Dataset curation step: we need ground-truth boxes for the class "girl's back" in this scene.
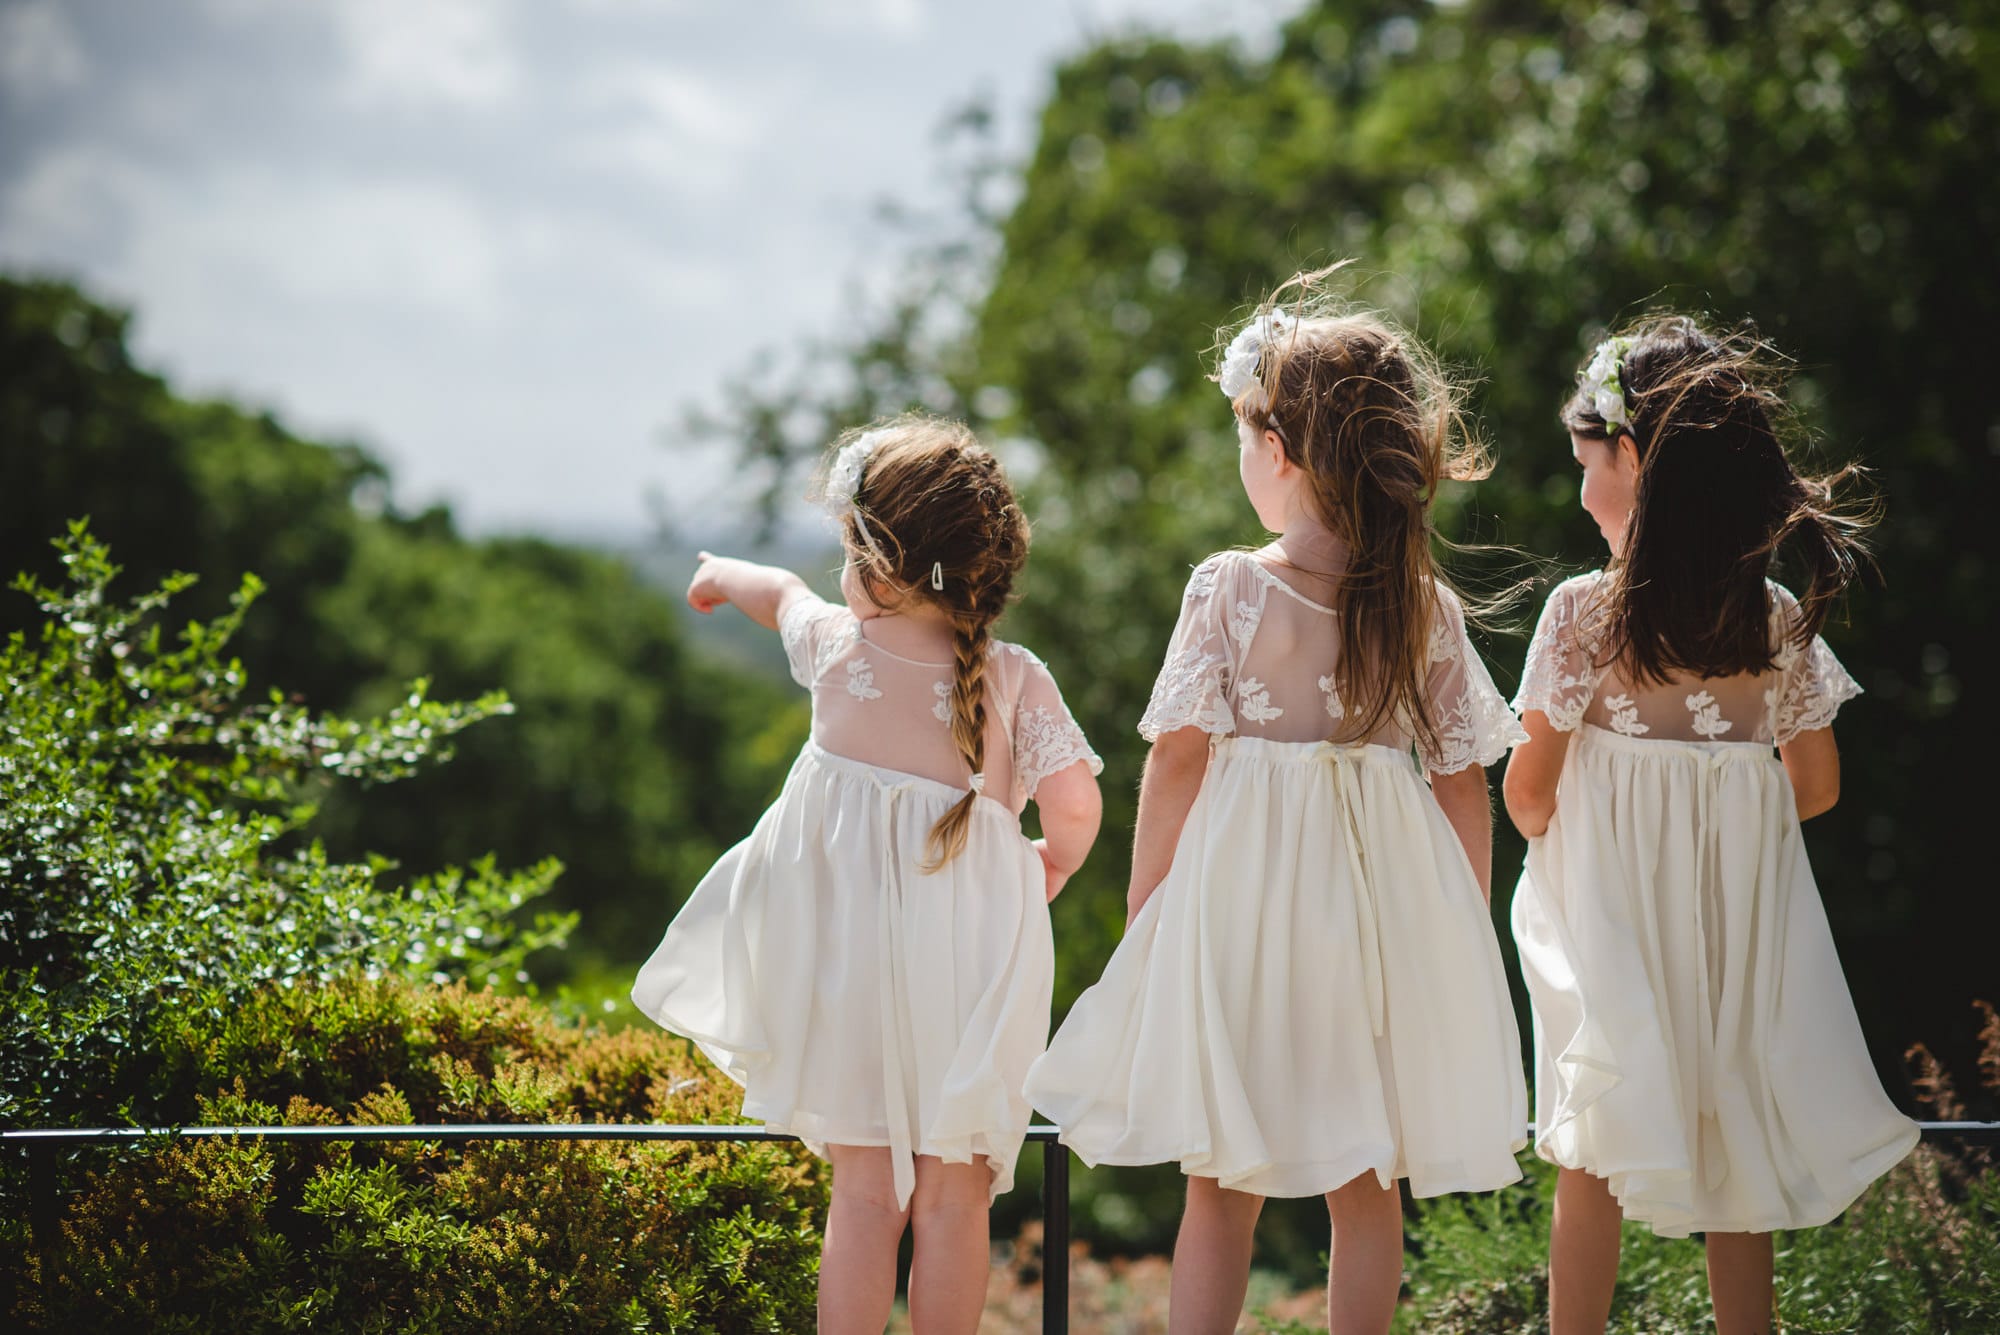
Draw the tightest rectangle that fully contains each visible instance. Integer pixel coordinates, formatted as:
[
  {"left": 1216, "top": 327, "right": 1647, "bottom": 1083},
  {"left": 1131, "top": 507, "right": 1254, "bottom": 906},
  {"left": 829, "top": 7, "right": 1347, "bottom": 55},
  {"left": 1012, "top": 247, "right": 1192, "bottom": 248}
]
[
  {"left": 1520, "top": 572, "right": 1855, "bottom": 747},
  {"left": 782, "top": 596, "right": 1094, "bottom": 814},
  {"left": 1144, "top": 545, "right": 1517, "bottom": 774}
]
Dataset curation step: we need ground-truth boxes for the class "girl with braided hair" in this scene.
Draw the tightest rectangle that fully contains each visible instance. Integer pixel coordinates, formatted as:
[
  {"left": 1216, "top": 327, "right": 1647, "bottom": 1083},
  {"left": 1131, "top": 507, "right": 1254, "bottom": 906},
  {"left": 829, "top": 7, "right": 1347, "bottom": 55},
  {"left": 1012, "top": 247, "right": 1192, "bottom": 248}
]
[
  {"left": 632, "top": 415, "right": 1103, "bottom": 1334},
  {"left": 1505, "top": 317, "right": 1916, "bottom": 1335},
  {"left": 1026, "top": 269, "right": 1529, "bottom": 1334}
]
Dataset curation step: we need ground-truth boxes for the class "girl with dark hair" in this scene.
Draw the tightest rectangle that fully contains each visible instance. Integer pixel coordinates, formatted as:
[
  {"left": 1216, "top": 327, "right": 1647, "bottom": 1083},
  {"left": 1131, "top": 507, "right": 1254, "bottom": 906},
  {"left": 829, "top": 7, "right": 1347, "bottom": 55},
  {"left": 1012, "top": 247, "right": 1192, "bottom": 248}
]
[
  {"left": 633, "top": 416, "right": 1104, "bottom": 1334},
  {"left": 1504, "top": 317, "right": 1918, "bottom": 1335},
  {"left": 1027, "top": 269, "right": 1529, "bottom": 1335}
]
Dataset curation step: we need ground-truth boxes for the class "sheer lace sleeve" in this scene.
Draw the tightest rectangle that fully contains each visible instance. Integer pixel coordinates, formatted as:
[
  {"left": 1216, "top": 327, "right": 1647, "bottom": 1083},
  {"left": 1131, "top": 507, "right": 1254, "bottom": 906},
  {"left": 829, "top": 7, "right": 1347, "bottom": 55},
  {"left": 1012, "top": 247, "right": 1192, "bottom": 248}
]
[
  {"left": 778, "top": 596, "right": 854, "bottom": 688},
  {"left": 1010, "top": 654, "right": 1105, "bottom": 800},
  {"left": 1769, "top": 587, "right": 1863, "bottom": 744},
  {"left": 1419, "top": 585, "right": 1528, "bottom": 774},
  {"left": 1513, "top": 575, "right": 1606, "bottom": 731},
  {"left": 1138, "top": 554, "right": 1237, "bottom": 741}
]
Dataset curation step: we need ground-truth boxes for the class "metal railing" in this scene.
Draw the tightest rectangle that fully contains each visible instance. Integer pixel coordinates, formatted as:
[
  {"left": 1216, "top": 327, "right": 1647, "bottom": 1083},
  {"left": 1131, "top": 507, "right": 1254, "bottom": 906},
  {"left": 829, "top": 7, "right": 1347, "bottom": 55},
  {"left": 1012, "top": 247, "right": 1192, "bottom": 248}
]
[{"left": 6, "top": 1119, "right": 1996, "bottom": 1333}]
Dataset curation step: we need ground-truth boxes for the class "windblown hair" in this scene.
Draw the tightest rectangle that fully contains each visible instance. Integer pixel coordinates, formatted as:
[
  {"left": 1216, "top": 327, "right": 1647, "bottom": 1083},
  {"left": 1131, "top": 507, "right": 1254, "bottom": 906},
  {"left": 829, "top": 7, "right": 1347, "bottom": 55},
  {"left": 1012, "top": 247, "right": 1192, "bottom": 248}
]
[
  {"left": 819, "top": 414, "right": 1029, "bottom": 870},
  {"left": 1224, "top": 265, "right": 1491, "bottom": 758},
  {"left": 1561, "top": 314, "right": 1876, "bottom": 685}
]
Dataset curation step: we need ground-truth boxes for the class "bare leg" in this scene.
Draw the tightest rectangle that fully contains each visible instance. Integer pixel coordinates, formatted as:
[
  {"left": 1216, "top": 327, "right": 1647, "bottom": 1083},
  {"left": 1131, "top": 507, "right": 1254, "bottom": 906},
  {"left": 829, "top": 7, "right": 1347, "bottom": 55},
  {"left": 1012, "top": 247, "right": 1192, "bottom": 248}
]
[
  {"left": 1705, "top": 1231, "right": 1774, "bottom": 1335},
  {"left": 1550, "top": 1167, "right": 1622, "bottom": 1335},
  {"left": 1324, "top": 1171, "right": 1403, "bottom": 1335},
  {"left": 906, "top": 1154, "right": 991, "bottom": 1335},
  {"left": 820, "top": 1145, "right": 908, "bottom": 1335},
  {"left": 1166, "top": 1175, "right": 1265, "bottom": 1334}
]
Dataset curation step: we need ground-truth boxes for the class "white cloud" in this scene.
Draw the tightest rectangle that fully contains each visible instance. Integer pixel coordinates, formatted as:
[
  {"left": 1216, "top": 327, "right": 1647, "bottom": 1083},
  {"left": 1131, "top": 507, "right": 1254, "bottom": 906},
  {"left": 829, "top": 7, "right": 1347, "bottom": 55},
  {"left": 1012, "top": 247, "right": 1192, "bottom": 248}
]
[
  {"left": 0, "top": 2, "right": 88, "bottom": 101},
  {"left": 797, "top": 0, "right": 926, "bottom": 38},
  {"left": 328, "top": 0, "right": 520, "bottom": 110},
  {"left": 572, "top": 63, "right": 770, "bottom": 195}
]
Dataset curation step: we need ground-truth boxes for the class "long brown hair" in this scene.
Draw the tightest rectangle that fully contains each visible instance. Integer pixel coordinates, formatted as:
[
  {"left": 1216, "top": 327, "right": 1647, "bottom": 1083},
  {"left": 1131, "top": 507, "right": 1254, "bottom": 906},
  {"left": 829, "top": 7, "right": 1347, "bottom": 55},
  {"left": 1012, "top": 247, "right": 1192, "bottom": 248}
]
[
  {"left": 1224, "top": 266, "right": 1491, "bottom": 757},
  {"left": 1562, "top": 315, "right": 1876, "bottom": 683},
  {"left": 820, "top": 414, "right": 1029, "bottom": 870}
]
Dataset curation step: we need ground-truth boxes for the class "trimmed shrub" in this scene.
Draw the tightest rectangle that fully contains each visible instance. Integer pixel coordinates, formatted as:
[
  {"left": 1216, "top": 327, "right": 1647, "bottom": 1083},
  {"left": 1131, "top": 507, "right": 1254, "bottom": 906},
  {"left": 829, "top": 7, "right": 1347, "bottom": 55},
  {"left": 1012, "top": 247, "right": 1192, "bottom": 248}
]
[{"left": 5, "top": 973, "right": 827, "bottom": 1333}]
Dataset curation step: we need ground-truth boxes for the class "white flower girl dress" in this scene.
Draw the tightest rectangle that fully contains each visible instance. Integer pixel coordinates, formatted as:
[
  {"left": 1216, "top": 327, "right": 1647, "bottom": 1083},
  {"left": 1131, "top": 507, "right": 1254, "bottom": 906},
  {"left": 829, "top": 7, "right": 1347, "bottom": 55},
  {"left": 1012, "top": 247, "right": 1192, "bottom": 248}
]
[
  {"left": 1511, "top": 572, "right": 1917, "bottom": 1235},
  {"left": 1026, "top": 550, "right": 1529, "bottom": 1198},
  {"left": 633, "top": 595, "right": 1101, "bottom": 1207}
]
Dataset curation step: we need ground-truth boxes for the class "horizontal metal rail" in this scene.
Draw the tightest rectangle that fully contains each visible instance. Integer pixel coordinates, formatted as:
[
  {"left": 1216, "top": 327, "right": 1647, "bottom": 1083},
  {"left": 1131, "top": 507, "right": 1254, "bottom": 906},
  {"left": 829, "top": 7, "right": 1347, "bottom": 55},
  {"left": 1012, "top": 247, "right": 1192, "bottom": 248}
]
[{"left": 6, "top": 1119, "right": 1994, "bottom": 1333}]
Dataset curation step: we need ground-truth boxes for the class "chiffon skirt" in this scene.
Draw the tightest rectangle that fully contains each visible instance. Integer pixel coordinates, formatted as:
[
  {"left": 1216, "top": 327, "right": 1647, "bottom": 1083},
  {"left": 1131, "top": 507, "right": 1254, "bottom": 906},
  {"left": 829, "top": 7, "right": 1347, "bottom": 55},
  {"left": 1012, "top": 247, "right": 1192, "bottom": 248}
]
[
  {"left": 1512, "top": 725, "right": 1918, "bottom": 1236},
  {"left": 1025, "top": 736, "right": 1528, "bottom": 1199},
  {"left": 632, "top": 742, "right": 1054, "bottom": 1208}
]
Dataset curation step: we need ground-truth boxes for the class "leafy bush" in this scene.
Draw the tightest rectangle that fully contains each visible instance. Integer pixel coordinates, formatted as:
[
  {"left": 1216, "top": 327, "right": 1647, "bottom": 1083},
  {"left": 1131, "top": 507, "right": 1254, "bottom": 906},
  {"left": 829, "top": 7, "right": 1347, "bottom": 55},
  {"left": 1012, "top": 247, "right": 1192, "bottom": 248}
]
[
  {"left": 3, "top": 974, "right": 827, "bottom": 1334},
  {"left": 0, "top": 525, "right": 570, "bottom": 1126}
]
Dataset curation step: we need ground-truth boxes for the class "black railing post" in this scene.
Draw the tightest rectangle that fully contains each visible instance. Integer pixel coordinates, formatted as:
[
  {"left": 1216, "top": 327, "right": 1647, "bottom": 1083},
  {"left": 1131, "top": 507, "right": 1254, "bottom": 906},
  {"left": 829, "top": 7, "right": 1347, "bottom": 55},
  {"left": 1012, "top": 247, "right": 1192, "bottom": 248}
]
[
  {"left": 1041, "top": 1139, "right": 1069, "bottom": 1335},
  {"left": 26, "top": 1140, "right": 60, "bottom": 1302}
]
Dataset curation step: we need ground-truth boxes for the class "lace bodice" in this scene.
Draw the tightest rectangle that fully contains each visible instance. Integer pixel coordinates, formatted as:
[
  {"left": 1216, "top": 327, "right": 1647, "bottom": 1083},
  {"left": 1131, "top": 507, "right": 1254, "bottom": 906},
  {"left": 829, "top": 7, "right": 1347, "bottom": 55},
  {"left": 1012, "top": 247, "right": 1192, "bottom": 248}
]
[
  {"left": 1512, "top": 571, "right": 1861, "bottom": 745},
  {"left": 1137, "top": 549, "right": 1524, "bottom": 774},
  {"left": 780, "top": 597, "right": 1103, "bottom": 811}
]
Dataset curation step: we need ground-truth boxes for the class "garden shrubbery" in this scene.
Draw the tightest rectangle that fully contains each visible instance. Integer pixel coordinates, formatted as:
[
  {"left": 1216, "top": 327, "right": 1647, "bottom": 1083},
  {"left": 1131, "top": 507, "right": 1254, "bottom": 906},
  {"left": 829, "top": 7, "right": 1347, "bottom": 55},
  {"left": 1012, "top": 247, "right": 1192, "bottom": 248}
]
[
  {"left": 8, "top": 974, "right": 826, "bottom": 1333},
  {"left": 0, "top": 532, "right": 826, "bottom": 1332}
]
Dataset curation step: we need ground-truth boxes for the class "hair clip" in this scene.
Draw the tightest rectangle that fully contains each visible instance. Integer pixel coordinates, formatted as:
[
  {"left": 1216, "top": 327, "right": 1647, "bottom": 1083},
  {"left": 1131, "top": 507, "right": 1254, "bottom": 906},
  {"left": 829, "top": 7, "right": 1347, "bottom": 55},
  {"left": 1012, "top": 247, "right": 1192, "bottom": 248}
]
[{"left": 930, "top": 561, "right": 944, "bottom": 591}]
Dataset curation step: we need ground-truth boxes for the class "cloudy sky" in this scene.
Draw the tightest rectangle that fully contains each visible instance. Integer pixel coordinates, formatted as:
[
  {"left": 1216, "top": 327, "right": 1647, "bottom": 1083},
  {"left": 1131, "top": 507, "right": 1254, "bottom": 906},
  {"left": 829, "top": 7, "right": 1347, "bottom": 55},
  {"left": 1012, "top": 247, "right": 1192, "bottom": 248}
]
[{"left": 0, "top": 0, "right": 1289, "bottom": 542}]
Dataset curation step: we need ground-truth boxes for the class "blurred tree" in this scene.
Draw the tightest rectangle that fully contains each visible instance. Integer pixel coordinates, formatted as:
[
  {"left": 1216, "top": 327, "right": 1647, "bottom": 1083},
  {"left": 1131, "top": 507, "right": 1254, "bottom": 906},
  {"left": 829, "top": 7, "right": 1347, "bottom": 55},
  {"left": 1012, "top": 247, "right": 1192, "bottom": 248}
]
[{"left": 0, "top": 277, "right": 802, "bottom": 985}]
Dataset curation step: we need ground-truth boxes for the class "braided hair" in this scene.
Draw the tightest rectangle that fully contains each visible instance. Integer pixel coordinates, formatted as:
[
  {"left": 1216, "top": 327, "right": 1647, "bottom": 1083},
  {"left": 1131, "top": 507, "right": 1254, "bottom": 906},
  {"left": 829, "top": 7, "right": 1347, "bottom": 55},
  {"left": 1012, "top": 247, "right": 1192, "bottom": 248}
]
[{"left": 827, "top": 415, "right": 1029, "bottom": 870}]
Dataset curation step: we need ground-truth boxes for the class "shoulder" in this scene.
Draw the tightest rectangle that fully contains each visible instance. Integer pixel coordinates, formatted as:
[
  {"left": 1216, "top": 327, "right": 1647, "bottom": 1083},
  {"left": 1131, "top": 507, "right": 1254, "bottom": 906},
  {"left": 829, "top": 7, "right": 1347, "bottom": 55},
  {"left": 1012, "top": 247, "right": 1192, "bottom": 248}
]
[
  {"left": 780, "top": 594, "right": 853, "bottom": 640},
  {"left": 1552, "top": 570, "right": 1608, "bottom": 603},
  {"left": 1763, "top": 577, "right": 1803, "bottom": 616},
  {"left": 1541, "top": 570, "right": 1609, "bottom": 627},
  {"left": 1762, "top": 578, "right": 1807, "bottom": 665},
  {"left": 989, "top": 638, "right": 1061, "bottom": 692},
  {"left": 989, "top": 638, "right": 1046, "bottom": 672},
  {"left": 1184, "top": 549, "right": 1260, "bottom": 598}
]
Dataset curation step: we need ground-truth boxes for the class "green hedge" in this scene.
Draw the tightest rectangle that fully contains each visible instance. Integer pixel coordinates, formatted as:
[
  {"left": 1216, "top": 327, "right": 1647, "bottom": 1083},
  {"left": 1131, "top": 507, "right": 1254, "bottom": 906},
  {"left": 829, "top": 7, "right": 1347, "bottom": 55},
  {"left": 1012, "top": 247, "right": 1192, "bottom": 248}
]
[{"left": 5, "top": 974, "right": 827, "bottom": 1334}]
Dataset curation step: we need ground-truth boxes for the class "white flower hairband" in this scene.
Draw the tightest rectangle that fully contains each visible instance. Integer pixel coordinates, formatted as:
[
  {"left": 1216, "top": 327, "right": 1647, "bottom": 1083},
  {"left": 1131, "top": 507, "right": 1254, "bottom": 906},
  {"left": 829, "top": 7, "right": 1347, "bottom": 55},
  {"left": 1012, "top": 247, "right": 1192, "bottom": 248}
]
[
  {"left": 1580, "top": 335, "right": 1636, "bottom": 435},
  {"left": 1217, "top": 309, "right": 1298, "bottom": 408},
  {"left": 824, "top": 428, "right": 892, "bottom": 564},
  {"left": 824, "top": 427, "right": 948, "bottom": 591}
]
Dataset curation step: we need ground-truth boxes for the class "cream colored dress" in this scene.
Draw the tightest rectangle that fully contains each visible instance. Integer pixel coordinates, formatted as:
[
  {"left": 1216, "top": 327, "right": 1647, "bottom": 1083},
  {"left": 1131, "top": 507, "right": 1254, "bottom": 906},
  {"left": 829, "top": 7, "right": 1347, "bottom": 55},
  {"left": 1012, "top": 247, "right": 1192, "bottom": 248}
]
[
  {"left": 1511, "top": 572, "right": 1918, "bottom": 1236},
  {"left": 632, "top": 596, "right": 1102, "bottom": 1208},
  {"left": 1025, "top": 550, "right": 1529, "bottom": 1198}
]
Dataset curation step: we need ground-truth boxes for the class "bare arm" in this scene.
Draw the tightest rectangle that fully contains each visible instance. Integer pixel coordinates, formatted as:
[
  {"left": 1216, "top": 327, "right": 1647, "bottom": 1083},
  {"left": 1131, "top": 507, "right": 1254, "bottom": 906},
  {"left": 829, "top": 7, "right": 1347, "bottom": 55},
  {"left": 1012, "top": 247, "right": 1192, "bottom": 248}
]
[
  {"left": 1779, "top": 725, "right": 1840, "bottom": 821},
  {"left": 1127, "top": 726, "right": 1212, "bottom": 924},
  {"left": 1430, "top": 763, "right": 1496, "bottom": 904},
  {"left": 1031, "top": 761, "right": 1103, "bottom": 903},
  {"left": 685, "top": 551, "right": 815, "bottom": 630},
  {"left": 1502, "top": 709, "right": 1567, "bottom": 839}
]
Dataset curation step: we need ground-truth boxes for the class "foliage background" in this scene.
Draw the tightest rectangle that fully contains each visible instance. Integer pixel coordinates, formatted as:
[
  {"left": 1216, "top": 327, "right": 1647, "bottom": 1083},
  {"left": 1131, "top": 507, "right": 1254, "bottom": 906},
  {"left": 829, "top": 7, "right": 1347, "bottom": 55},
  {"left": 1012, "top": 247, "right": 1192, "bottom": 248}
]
[{"left": 5, "top": 0, "right": 1995, "bottom": 1296}]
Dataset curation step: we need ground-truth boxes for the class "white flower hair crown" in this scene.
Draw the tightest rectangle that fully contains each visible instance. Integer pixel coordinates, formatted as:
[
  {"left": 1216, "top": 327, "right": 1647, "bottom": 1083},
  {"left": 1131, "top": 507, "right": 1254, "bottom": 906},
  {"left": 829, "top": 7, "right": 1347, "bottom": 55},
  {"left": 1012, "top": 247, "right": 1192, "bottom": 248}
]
[
  {"left": 824, "top": 428, "right": 893, "bottom": 563},
  {"left": 1580, "top": 335, "right": 1637, "bottom": 435},
  {"left": 1217, "top": 308, "right": 1298, "bottom": 407}
]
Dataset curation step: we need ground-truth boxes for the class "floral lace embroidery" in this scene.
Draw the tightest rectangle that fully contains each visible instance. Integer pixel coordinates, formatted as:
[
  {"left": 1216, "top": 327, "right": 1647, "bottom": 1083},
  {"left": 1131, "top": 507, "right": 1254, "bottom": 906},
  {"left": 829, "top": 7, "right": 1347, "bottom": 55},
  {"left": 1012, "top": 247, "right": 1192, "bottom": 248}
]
[
  {"left": 1686, "top": 690, "right": 1732, "bottom": 738},
  {"left": 1014, "top": 704, "right": 1105, "bottom": 798},
  {"left": 1514, "top": 576, "right": 1610, "bottom": 731},
  {"left": 1236, "top": 676, "right": 1283, "bottom": 723},
  {"left": 1185, "top": 559, "right": 1221, "bottom": 602},
  {"left": 1772, "top": 636, "right": 1862, "bottom": 743},
  {"left": 1230, "top": 599, "right": 1262, "bottom": 649},
  {"left": 1603, "top": 693, "right": 1649, "bottom": 736},
  {"left": 1140, "top": 647, "right": 1235, "bottom": 738},
  {"left": 932, "top": 680, "right": 951, "bottom": 723},
  {"left": 845, "top": 658, "right": 883, "bottom": 701},
  {"left": 1428, "top": 612, "right": 1456, "bottom": 664},
  {"left": 1317, "top": 672, "right": 1345, "bottom": 721},
  {"left": 1421, "top": 688, "right": 1526, "bottom": 775}
]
